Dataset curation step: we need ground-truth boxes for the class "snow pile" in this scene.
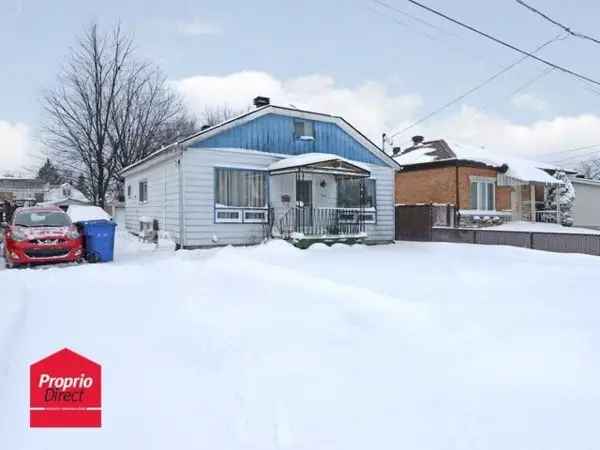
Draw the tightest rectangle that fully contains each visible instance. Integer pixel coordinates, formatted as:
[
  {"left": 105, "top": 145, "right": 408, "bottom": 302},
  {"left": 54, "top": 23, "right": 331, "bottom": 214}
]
[
  {"left": 488, "top": 221, "right": 600, "bottom": 234},
  {"left": 1, "top": 237, "right": 600, "bottom": 449},
  {"left": 67, "top": 205, "right": 112, "bottom": 223}
]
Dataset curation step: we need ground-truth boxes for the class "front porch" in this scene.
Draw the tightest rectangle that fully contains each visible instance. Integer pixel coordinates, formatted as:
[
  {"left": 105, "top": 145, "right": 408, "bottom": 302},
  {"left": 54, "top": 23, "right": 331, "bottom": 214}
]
[
  {"left": 459, "top": 172, "right": 562, "bottom": 227},
  {"left": 269, "top": 154, "right": 375, "bottom": 247}
]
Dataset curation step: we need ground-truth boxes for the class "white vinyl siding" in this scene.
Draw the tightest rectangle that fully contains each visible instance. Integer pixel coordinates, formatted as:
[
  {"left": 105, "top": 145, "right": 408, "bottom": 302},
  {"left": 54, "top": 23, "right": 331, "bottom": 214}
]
[
  {"left": 123, "top": 153, "right": 180, "bottom": 243},
  {"left": 124, "top": 147, "right": 395, "bottom": 248}
]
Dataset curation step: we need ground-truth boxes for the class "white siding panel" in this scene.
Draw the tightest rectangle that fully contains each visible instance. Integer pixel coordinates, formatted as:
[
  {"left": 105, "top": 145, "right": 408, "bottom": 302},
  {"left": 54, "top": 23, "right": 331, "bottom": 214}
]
[
  {"left": 364, "top": 165, "right": 395, "bottom": 242},
  {"left": 123, "top": 155, "right": 180, "bottom": 243},
  {"left": 124, "top": 147, "right": 395, "bottom": 247},
  {"left": 182, "top": 148, "right": 279, "bottom": 247}
]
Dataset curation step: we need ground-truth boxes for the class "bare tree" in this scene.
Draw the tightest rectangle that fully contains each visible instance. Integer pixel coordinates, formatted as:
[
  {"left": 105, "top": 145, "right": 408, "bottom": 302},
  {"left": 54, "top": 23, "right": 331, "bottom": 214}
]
[
  {"left": 109, "top": 66, "right": 196, "bottom": 174},
  {"left": 43, "top": 23, "right": 196, "bottom": 207},
  {"left": 201, "top": 104, "right": 249, "bottom": 128}
]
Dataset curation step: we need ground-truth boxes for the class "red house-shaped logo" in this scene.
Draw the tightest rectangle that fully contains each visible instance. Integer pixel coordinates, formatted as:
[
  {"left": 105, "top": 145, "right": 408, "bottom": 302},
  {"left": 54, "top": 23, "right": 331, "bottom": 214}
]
[{"left": 30, "top": 348, "right": 101, "bottom": 428}]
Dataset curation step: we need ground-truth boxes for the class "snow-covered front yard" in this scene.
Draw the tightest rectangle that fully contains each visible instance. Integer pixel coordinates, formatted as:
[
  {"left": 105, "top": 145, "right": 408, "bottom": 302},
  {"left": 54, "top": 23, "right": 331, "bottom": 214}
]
[{"left": 1, "top": 231, "right": 599, "bottom": 449}]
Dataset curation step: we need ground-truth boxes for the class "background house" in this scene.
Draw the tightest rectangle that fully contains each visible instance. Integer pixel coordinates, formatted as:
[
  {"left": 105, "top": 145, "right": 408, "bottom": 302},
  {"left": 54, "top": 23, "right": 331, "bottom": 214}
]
[
  {"left": 570, "top": 177, "right": 600, "bottom": 229},
  {"left": 393, "top": 136, "right": 571, "bottom": 226},
  {"left": 120, "top": 98, "right": 399, "bottom": 248},
  {"left": 38, "top": 183, "right": 90, "bottom": 210},
  {"left": 0, "top": 177, "right": 48, "bottom": 205}
]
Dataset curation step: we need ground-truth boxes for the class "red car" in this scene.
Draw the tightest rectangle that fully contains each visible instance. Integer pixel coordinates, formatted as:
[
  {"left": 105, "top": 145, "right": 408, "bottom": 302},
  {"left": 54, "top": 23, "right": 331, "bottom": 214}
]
[{"left": 2, "top": 206, "right": 83, "bottom": 268}]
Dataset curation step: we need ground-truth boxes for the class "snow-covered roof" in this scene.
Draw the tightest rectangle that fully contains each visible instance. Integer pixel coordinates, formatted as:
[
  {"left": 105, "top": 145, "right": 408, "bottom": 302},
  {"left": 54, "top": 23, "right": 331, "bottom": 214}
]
[
  {"left": 268, "top": 153, "right": 369, "bottom": 174},
  {"left": 42, "top": 183, "right": 90, "bottom": 205},
  {"left": 121, "top": 105, "right": 399, "bottom": 175},
  {"left": 394, "top": 139, "right": 563, "bottom": 184}
]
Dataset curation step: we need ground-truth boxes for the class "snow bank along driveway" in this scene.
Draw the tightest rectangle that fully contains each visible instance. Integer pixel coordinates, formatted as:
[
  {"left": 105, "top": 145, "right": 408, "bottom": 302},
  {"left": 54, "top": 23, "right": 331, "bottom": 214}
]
[{"left": 1, "top": 233, "right": 599, "bottom": 449}]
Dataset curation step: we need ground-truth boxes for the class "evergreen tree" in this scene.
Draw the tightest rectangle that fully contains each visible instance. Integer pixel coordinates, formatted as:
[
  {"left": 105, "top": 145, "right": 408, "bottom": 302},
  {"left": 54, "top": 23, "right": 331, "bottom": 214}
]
[
  {"left": 36, "top": 158, "right": 64, "bottom": 185},
  {"left": 546, "top": 171, "right": 576, "bottom": 226}
]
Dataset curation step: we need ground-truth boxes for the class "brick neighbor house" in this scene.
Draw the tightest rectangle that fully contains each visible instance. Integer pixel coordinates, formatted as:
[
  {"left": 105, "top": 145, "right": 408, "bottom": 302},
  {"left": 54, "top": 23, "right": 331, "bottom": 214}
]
[{"left": 393, "top": 137, "right": 571, "bottom": 226}]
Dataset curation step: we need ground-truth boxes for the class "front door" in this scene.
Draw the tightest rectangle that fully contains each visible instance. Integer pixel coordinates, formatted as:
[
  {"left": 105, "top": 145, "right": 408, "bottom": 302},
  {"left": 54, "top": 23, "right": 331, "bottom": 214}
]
[{"left": 296, "top": 180, "right": 313, "bottom": 231}]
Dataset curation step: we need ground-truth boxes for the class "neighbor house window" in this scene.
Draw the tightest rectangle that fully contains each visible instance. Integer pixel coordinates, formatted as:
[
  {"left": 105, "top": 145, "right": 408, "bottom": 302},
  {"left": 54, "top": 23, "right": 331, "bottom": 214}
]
[
  {"left": 470, "top": 181, "right": 495, "bottom": 211},
  {"left": 214, "top": 168, "right": 268, "bottom": 223},
  {"left": 127, "top": 185, "right": 131, "bottom": 198},
  {"left": 294, "top": 120, "right": 314, "bottom": 140},
  {"left": 337, "top": 178, "right": 376, "bottom": 209},
  {"left": 139, "top": 180, "right": 148, "bottom": 203}
]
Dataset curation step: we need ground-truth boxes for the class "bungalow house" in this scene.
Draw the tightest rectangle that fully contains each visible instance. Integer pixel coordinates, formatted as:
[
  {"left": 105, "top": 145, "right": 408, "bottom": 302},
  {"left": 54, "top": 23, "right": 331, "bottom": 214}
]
[
  {"left": 570, "top": 176, "right": 600, "bottom": 229},
  {"left": 38, "top": 183, "right": 90, "bottom": 210},
  {"left": 393, "top": 136, "right": 571, "bottom": 226},
  {"left": 120, "top": 98, "right": 399, "bottom": 248}
]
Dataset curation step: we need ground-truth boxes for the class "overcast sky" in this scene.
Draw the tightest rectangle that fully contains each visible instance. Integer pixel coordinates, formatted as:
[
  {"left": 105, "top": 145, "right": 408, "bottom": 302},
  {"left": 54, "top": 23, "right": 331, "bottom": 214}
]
[{"left": 2, "top": 0, "right": 600, "bottom": 173}]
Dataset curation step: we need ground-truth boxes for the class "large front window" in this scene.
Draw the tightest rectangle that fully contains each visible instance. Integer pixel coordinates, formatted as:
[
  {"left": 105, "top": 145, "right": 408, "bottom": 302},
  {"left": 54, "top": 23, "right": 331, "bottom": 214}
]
[
  {"left": 337, "top": 178, "right": 376, "bottom": 223},
  {"left": 337, "top": 178, "right": 376, "bottom": 208},
  {"left": 470, "top": 181, "right": 495, "bottom": 211},
  {"left": 214, "top": 168, "right": 268, "bottom": 223}
]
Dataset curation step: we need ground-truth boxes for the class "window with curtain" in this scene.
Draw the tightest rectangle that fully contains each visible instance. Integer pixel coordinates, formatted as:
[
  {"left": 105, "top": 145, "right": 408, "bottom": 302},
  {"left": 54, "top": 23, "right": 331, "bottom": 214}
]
[
  {"left": 215, "top": 168, "right": 267, "bottom": 208},
  {"left": 469, "top": 181, "right": 495, "bottom": 210},
  {"left": 337, "top": 178, "right": 376, "bottom": 208}
]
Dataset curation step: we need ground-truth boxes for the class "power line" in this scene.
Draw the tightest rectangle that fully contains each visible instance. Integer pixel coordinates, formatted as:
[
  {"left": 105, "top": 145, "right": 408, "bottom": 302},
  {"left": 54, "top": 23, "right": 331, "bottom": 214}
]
[
  {"left": 366, "top": 4, "right": 438, "bottom": 41},
  {"left": 537, "top": 143, "right": 600, "bottom": 157},
  {"left": 371, "top": 0, "right": 455, "bottom": 36},
  {"left": 547, "top": 151, "right": 600, "bottom": 165},
  {"left": 504, "top": 67, "right": 555, "bottom": 99},
  {"left": 515, "top": 0, "right": 600, "bottom": 46},
  {"left": 403, "top": 0, "right": 600, "bottom": 87},
  {"left": 389, "top": 34, "right": 565, "bottom": 138}
]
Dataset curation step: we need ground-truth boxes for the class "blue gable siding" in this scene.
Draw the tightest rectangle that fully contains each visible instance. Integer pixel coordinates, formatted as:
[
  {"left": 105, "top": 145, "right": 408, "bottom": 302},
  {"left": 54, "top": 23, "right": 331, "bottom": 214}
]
[{"left": 189, "top": 113, "right": 387, "bottom": 166}]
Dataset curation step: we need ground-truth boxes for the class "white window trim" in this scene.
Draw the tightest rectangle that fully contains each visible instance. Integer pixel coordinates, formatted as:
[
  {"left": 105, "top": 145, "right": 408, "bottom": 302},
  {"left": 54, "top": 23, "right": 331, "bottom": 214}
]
[
  {"left": 215, "top": 208, "right": 243, "bottom": 223},
  {"left": 243, "top": 209, "right": 269, "bottom": 224},
  {"left": 337, "top": 209, "right": 377, "bottom": 224},
  {"left": 470, "top": 180, "right": 495, "bottom": 211},
  {"left": 138, "top": 179, "right": 148, "bottom": 204},
  {"left": 214, "top": 206, "right": 269, "bottom": 224}
]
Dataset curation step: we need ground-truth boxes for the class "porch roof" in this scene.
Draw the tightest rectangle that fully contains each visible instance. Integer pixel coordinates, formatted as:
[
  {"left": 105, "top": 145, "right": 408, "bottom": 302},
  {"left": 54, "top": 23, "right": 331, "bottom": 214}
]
[{"left": 268, "top": 153, "right": 370, "bottom": 177}]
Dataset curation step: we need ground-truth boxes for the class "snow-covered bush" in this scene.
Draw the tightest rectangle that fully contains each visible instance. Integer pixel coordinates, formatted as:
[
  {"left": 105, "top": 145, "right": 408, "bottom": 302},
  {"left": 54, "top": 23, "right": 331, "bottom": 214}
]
[{"left": 545, "top": 171, "right": 576, "bottom": 226}]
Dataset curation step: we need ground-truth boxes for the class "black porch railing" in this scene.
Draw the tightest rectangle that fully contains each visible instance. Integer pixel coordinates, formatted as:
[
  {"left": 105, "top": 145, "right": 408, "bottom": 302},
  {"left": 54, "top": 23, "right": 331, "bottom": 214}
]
[{"left": 278, "top": 207, "right": 367, "bottom": 239}]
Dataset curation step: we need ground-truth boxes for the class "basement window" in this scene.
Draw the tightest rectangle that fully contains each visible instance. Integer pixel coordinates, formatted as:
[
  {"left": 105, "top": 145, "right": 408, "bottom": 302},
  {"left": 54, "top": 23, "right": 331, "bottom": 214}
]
[{"left": 294, "top": 120, "right": 314, "bottom": 140}]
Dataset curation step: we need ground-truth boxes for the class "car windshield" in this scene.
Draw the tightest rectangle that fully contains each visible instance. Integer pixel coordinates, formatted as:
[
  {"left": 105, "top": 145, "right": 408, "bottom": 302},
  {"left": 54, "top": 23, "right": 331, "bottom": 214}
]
[{"left": 13, "top": 211, "right": 71, "bottom": 228}]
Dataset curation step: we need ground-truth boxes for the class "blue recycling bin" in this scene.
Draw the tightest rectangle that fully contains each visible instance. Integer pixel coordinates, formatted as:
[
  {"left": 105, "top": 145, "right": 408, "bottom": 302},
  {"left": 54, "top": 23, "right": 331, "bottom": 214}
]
[{"left": 78, "top": 220, "right": 117, "bottom": 263}]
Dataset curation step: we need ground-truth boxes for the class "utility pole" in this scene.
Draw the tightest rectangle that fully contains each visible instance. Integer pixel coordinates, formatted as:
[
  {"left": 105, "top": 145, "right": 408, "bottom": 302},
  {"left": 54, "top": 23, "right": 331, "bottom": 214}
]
[{"left": 382, "top": 133, "right": 387, "bottom": 154}]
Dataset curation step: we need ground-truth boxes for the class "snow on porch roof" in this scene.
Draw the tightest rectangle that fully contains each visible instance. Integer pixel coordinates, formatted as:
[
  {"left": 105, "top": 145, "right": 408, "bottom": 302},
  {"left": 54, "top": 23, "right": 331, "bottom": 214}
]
[{"left": 268, "top": 153, "right": 371, "bottom": 176}]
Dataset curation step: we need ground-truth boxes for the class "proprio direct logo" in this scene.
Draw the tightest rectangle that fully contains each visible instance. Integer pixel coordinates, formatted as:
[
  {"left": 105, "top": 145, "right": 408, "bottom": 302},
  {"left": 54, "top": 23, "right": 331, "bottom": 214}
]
[{"left": 30, "top": 348, "right": 102, "bottom": 428}]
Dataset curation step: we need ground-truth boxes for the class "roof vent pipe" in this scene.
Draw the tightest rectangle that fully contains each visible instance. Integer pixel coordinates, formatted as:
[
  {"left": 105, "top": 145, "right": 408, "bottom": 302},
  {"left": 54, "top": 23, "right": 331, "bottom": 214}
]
[
  {"left": 253, "top": 96, "right": 270, "bottom": 108},
  {"left": 392, "top": 146, "right": 401, "bottom": 156},
  {"left": 412, "top": 135, "right": 425, "bottom": 145}
]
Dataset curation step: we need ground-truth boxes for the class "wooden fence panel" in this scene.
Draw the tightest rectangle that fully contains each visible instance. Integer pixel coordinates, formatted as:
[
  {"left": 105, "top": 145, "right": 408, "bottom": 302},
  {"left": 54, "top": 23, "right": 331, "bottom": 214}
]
[
  {"left": 432, "top": 228, "right": 475, "bottom": 244},
  {"left": 475, "top": 231, "right": 532, "bottom": 249},
  {"left": 531, "top": 233, "right": 600, "bottom": 256},
  {"left": 395, "top": 205, "right": 433, "bottom": 241}
]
